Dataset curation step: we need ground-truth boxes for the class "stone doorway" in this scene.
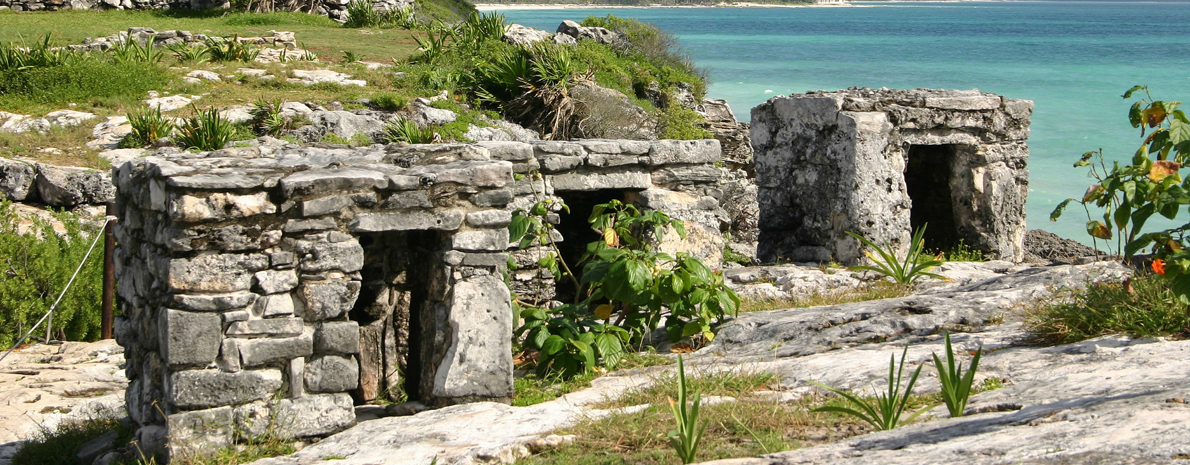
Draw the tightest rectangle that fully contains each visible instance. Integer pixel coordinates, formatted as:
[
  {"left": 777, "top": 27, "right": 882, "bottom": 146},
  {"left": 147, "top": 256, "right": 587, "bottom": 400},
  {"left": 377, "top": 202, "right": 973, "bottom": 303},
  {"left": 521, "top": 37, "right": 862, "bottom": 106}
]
[
  {"left": 351, "top": 230, "right": 443, "bottom": 404},
  {"left": 552, "top": 189, "right": 628, "bottom": 303},
  {"left": 905, "top": 144, "right": 961, "bottom": 253}
]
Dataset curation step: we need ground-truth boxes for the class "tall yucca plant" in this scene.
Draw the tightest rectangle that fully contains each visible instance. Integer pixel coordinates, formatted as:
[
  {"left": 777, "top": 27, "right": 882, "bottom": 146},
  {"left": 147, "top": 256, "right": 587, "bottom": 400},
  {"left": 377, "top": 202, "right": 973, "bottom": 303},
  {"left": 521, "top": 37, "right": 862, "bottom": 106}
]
[
  {"left": 811, "top": 344, "right": 926, "bottom": 431},
  {"left": 176, "top": 106, "right": 234, "bottom": 151},
  {"left": 667, "top": 355, "right": 705, "bottom": 464},
  {"left": 846, "top": 224, "right": 947, "bottom": 285},
  {"left": 932, "top": 331, "right": 982, "bottom": 417}
]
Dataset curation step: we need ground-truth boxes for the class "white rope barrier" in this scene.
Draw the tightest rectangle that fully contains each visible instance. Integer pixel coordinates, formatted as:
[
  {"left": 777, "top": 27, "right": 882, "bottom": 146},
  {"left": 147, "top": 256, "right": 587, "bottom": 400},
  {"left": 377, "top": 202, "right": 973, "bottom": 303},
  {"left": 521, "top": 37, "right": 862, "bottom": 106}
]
[{"left": 0, "top": 218, "right": 111, "bottom": 365}]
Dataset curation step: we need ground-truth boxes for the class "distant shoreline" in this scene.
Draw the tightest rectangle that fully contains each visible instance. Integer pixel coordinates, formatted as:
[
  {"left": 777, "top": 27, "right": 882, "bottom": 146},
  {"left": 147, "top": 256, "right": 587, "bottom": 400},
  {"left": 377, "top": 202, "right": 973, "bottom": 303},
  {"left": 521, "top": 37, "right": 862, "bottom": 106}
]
[{"left": 475, "top": 2, "right": 858, "bottom": 10}]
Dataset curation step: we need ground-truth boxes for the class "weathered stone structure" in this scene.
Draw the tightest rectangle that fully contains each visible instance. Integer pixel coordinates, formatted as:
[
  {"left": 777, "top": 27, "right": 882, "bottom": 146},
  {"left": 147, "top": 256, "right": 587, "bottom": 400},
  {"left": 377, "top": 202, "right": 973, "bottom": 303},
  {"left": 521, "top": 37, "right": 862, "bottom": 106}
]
[
  {"left": 110, "top": 138, "right": 725, "bottom": 460},
  {"left": 0, "top": 0, "right": 410, "bottom": 23},
  {"left": 751, "top": 88, "right": 1031, "bottom": 265}
]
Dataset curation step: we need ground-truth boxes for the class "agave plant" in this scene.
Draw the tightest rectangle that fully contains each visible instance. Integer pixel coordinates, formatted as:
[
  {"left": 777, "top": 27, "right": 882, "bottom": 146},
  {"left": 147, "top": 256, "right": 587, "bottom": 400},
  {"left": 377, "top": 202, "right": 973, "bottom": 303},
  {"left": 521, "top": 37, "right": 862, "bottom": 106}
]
[
  {"left": 120, "top": 107, "right": 176, "bottom": 148},
  {"left": 413, "top": 28, "right": 452, "bottom": 65},
  {"left": 846, "top": 224, "right": 947, "bottom": 285},
  {"left": 110, "top": 38, "right": 164, "bottom": 65},
  {"left": 205, "top": 36, "right": 260, "bottom": 63},
  {"left": 453, "top": 12, "right": 507, "bottom": 50},
  {"left": 381, "top": 117, "right": 434, "bottom": 144},
  {"left": 1, "top": 34, "right": 80, "bottom": 71},
  {"left": 176, "top": 106, "right": 234, "bottom": 151},
  {"left": 667, "top": 355, "right": 704, "bottom": 464},
  {"left": 343, "top": 0, "right": 383, "bottom": 28},
  {"left": 811, "top": 344, "right": 927, "bottom": 431},
  {"left": 933, "top": 331, "right": 982, "bottom": 417},
  {"left": 168, "top": 43, "right": 209, "bottom": 64},
  {"left": 249, "top": 99, "right": 290, "bottom": 136}
]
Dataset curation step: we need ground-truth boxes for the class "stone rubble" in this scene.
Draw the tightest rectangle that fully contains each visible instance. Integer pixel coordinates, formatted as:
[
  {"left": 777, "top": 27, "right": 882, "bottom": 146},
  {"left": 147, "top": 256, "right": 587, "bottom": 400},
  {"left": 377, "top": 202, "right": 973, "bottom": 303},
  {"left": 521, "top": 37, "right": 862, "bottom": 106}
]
[
  {"left": 0, "top": 110, "right": 97, "bottom": 135},
  {"left": 0, "top": 157, "right": 114, "bottom": 206}
]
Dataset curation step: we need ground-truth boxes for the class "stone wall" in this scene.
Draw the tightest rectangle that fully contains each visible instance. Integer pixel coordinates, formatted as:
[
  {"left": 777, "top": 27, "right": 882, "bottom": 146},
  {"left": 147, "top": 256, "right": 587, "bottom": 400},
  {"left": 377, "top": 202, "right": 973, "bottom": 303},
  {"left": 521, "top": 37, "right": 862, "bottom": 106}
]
[
  {"left": 752, "top": 88, "right": 1031, "bottom": 264},
  {"left": 110, "top": 137, "right": 725, "bottom": 460},
  {"left": 0, "top": 0, "right": 412, "bottom": 23}
]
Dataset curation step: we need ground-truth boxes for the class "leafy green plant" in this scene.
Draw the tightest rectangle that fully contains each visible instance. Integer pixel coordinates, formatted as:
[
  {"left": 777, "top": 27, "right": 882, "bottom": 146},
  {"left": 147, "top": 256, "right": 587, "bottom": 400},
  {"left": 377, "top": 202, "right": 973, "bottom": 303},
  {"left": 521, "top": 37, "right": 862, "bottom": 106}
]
[
  {"left": 10, "top": 413, "right": 133, "bottom": 465},
  {"left": 0, "top": 201, "right": 105, "bottom": 348},
  {"left": 1051, "top": 85, "right": 1190, "bottom": 304},
  {"left": 811, "top": 344, "right": 927, "bottom": 431},
  {"left": 452, "top": 12, "right": 507, "bottom": 52},
  {"left": 110, "top": 38, "right": 164, "bottom": 65},
  {"left": 373, "top": 93, "right": 409, "bottom": 111},
  {"left": 412, "top": 27, "right": 452, "bottom": 65},
  {"left": 0, "top": 34, "right": 80, "bottom": 71},
  {"left": 168, "top": 43, "right": 210, "bottom": 64},
  {"left": 342, "top": 50, "right": 361, "bottom": 63},
  {"left": 175, "top": 106, "right": 235, "bottom": 151},
  {"left": 943, "top": 239, "right": 985, "bottom": 262},
  {"left": 511, "top": 194, "right": 738, "bottom": 378},
  {"left": 932, "top": 331, "right": 981, "bottom": 417},
  {"left": 846, "top": 225, "right": 946, "bottom": 285},
  {"left": 381, "top": 117, "right": 434, "bottom": 143},
  {"left": 120, "top": 106, "right": 175, "bottom": 148},
  {"left": 667, "top": 355, "right": 705, "bottom": 464}
]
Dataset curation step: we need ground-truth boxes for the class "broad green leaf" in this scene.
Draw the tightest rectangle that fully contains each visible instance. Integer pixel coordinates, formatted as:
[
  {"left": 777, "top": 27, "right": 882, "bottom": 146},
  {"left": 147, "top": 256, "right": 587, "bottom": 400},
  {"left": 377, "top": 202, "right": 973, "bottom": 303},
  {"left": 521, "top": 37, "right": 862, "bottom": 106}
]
[
  {"left": 1122, "top": 85, "right": 1145, "bottom": 100},
  {"left": 542, "top": 335, "right": 565, "bottom": 355},
  {"left": 508, "top": 214, "right": 530, "bottom": 243},
  {"left": 532, "top": 327, "right": 550, "bottom": 349},
  {"left": 1050, "top": 198, "right": 1076, "bottom": 221},
  {"left": 683, "top": 258, "right": 712, "bottom": 283},
  {"left": 625, "top": 260, "right": 652, "bottom": 291}
]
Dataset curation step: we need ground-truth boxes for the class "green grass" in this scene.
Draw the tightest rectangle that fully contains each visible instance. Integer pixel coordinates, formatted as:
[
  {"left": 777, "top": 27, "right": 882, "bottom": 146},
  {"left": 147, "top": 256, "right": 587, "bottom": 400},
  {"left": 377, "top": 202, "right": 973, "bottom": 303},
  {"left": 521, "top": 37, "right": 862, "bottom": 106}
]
[
  {"left": 522, "top": 372, "right": 867, "bottom": 465},
  {"left": 513, "top": 351, "right": 674, "bottom": 407},
  {"left": 739, "top": 282, "right": 912, "bottom": 314},
  {"left": 1026, "top": 273, "right": 1189, "bottom": 344},
  {"left": 0, "top": 60, "right": 172, "bottom": 109},
  {"left": 599, "top": 368, "right": 776, "bottom": 409},
  {"left": 11, "top": 415, "right": 134, "bottom": 465}
]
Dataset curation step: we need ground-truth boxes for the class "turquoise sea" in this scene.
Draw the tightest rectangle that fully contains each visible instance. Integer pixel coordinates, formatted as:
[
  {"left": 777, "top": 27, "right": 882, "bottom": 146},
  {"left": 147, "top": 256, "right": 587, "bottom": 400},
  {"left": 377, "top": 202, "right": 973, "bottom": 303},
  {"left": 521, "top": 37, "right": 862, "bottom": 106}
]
[{"left": 492, "top": 1, "right": 1190, "bottom": 243}]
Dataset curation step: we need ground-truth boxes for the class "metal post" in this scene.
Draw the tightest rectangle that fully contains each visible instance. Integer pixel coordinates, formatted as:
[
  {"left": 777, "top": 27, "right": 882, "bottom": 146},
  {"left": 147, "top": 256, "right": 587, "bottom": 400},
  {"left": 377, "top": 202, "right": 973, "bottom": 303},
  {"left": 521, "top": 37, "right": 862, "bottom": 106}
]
[{"left": 101, "top": 202, "right": 116, "bottom": 340}]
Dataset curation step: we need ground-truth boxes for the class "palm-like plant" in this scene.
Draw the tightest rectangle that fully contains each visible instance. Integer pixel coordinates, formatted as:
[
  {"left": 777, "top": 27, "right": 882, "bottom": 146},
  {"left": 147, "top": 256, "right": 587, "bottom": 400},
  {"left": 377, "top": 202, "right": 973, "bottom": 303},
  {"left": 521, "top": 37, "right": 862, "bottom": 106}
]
[
  {"left": 120, "top": 107, "right": 175, "bottom": 148},
  {"left": 811, "top": 344, "right": 927, "bottom": 431},
  {"left": 381, "top": 117, "right": 434, "bottom": 144},
  {"left": 846, "top": 224, "right": 947, "bottom": 285},
  {"left": 933, "top": 331, "right": 982, "bottom": 417},
  {"left": 176, "top": 106, "right": 234, "bottom": 151}
]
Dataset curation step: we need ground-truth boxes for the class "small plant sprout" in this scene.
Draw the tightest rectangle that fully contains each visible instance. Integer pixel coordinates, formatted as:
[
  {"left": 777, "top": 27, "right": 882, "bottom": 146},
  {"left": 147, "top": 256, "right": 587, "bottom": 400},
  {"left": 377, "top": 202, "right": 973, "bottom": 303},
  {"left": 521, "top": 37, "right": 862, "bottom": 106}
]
[
  {"left": 667, "top": 354, "right": 705, "bottom": 464},
  {"left": 932, "top": 331, "right": 982, "bottom": 417},
  {"left": 846, "top": 224, "right": 947, "bottom": 285},
  {"left": 811, "top": 344, "right": 927, "bottom": 431}
]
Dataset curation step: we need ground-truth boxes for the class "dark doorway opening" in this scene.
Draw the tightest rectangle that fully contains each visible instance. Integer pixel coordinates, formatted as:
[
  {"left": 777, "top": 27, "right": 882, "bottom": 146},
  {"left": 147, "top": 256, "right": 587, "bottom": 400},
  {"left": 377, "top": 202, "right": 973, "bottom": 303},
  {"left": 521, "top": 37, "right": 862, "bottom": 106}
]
[
  {"left": 552, "top": 189, "right": 626, "bottom": 303},
  {"left": 905, "top": 145, "right": 960, "bottom": 252},
  {"left": 350, "top": 230, "right": 440, "bottom": 405}
]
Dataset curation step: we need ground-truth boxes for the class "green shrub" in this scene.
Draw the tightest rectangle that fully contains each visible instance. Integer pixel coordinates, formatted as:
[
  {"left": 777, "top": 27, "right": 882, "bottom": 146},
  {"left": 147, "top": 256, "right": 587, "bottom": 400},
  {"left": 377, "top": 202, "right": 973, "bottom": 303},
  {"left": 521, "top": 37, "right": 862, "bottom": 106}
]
[
  {"left": 0, "top": 34, "right": 82, "bottom": 72},
  {"left": 1026, "top": 273, "right": 1187, "bottom": 343},
  {"left": 205, "top": 36, "right": 261, "bottom": 62},
  {"left": 0, "top": 202, "right": 105, "bottom": 348},
  {"left": 10, "top": 414, "right": 133, "bottom": 465},
  {"left": 169, "top": 43, "right": 210, "bottom": 64},
  {"left": 373, "top": 93, "right": 409, "bottom": 111},
  {"left": 414, "top": 0, "right": 476, "bottom": 25},
  {"left": 110, "top": 38, "right": 165, "bottom": 65},
  {"left": 176, "top": 107, "right": 236, "bottom": 151},
  {"left": 657, "top": 106, "right": 712, "bottom": 140},
  {"left": 344, "top": 0, "right": 385, "bottom": 28},
  {"left": 0, "top": 60, "right": 171, "bottom": 108},
  {"left": 249, "top": 99, "right": 291, "bottom": 136}
]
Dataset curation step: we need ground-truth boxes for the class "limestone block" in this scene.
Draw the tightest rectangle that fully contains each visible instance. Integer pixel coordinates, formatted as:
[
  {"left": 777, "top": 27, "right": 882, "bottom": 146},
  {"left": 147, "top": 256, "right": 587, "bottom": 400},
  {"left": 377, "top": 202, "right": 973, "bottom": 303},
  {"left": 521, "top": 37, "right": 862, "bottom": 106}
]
[
  {"left": 283, "top": 217, "right": 336, "bottom": 233},
  {"left": 646, "top": 139, "right": 721, "bottom": 165},
  {"left": 169, "top": 369, "right": 282, "bottom": 409},
  {"left": 237, "top": 329, "right": 314, "bottom": 367},
  {"left": 167, "top": 407, "right": 234, "bottom": 458},
  {"left": 167, "top": 174, "right": 269, "bottom": 190},
  {"left": 167, "top": 253, "right": 269, "bottom": 293},
  {"left": 171, "top": 292, "right": 258, "bottom": 312},
  {"left": 233, "top": 401, "right": 272, "bottom": 439},
  {"left": 314, "top": 321, "right": 360, "bottom": 355},
  {"left": 301, "top": 193, "right": 373, "bottom": 217},
  {"left": 476, "top": 141, "right": 534, "bottom": 161},
  {"left": 550, "top": 171, "right": 651, "bottom": 191},
  {"left": 465, "top": 210, "right": 512, "bottom": 228},
  {"left": 450, "top": 229, "right": 510, "bottom": 252},
  {"left": 35, "top": 164, "right": 114, "bottom": 206},
  {"left": 254, "top": 269, "right": 299, "bottom": 295},
  {"left": 406, "top": 160, "right": 513, "bottom": 188},
  {"left": 651, "top": 165, "right": 722, "bottom": 185},
  {"left": 425, "top": 274, "right": 513, "bottom": 402},
  {"left": 295, "top": 281, "right": 361, "bottom": 320},
  {"left": 382, "top": 191, "right": 432, "bottom": 209},
  {"left": 256, "top": 293, "right": 296, "bottom": 317},
  {"left": 471, "top": 189, "right": 513, "bottom": 207},
  {"left": 163, "top": 310, "right": 221, "bottom": 367},
  {"left": 280, "top": 167, "right": 388, "bottom": 198},
  {"left": 531, "top": 140, "right": 585, "bottom": 157},
  {"left": 272, "top": 393, "right": 354, "bottom": 438},
  {"left": 387, "top": 174, "right": 421, "bottom": 190},
  {"left": 0, "top": 158, "right": 35, "bottom": 201},
  {"left": 169, "top": 192, "right": 276, "bottom": 222},
  {"left": 578, "top": 139, "right": 650, "bottom": 155},
  {"left": 226, "top": 317, "right": 304, "bottom": 338},
  {"left": 539, "top": 155, "right": 584, "bottom": 172},
  {"left": 461, "top": 252, "right": 510, "bottom": 268},
  {"left": 218, "top": 339, "right": 241, "bottom": 372},
  {"left": 587, "top": 153, "right": 641, "bottom": 167},
  {"left": 924, "top": 95, "right": 1003, "bottom": 111},
  {"left": 350, "top": 210, "right": 464, "bottom": 233},
  {"left": 304, "top": 355, "right": 359, "bottom": 393},
  {"left": 293, "top": 238, "right": 364, "bottom": 273}
]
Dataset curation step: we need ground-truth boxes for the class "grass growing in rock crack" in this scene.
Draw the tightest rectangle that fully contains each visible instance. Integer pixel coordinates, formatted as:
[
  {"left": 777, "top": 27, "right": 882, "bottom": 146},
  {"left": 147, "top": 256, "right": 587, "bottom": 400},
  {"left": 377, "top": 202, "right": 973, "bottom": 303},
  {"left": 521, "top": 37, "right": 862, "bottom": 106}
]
[
  {"left": 739, "top": 282, "right": 911, "bottom": 314},
  {"left": 1026, "top": 273, "right": 1188, "bottom": 343},
  {"left": 513, "top": 351, "right": 673, "bottom": 407},
  {"left": 11, "top": 415, "right": 135, "bottom": 465}
]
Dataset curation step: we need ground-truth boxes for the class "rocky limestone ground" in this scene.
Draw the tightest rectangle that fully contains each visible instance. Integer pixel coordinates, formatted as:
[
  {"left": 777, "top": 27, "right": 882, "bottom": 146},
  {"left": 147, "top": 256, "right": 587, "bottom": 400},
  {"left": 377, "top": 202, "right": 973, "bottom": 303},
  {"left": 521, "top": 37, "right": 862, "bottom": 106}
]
[
  {"left": 234, "top": 261, "right": 1188, "bottom": 465},
  {"left": 1, "top": 262, "right": 1183, "bottom": 465},
  {"left": 0, "top": 340, "right": 128, "bottom": 465}
]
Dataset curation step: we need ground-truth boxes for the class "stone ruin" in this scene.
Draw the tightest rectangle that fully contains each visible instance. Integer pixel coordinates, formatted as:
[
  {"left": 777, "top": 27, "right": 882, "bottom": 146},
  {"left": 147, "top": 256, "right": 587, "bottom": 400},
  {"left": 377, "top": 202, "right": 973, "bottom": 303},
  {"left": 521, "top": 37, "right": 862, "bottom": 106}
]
[
  {"left": 751, "top": 88, "right": 1031, "bottom": 265},
  {"left": 110, "top": 138, "right": 727, "bottom": 459}
]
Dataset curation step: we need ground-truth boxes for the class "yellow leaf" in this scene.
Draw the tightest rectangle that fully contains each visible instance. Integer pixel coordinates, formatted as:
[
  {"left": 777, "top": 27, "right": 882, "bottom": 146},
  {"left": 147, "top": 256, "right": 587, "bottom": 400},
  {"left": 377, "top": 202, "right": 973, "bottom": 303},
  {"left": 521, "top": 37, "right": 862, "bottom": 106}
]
[
  {"left": 1083, "top": 184, "right": 1105, "bottom": 203},
  {"left": 603, "top": 228, "right": 619, "bottom": 247},
  {"left": 1149, "top": 160, "right": 1182, "bottom": 182},
  {"left": 1089, "top": 221, "right": 1113, "bottom": 240},
  {"left": 594, "top": 304, "right": 613, "bottom": 320}
]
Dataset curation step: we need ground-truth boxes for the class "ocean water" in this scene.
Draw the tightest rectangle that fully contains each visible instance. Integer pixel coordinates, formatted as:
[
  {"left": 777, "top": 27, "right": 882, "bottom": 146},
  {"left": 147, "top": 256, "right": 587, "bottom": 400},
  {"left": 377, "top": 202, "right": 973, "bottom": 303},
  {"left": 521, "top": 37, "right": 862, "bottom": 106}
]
[{"left": 492, "top": 1, "right": 1190, "bottom": 243}]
